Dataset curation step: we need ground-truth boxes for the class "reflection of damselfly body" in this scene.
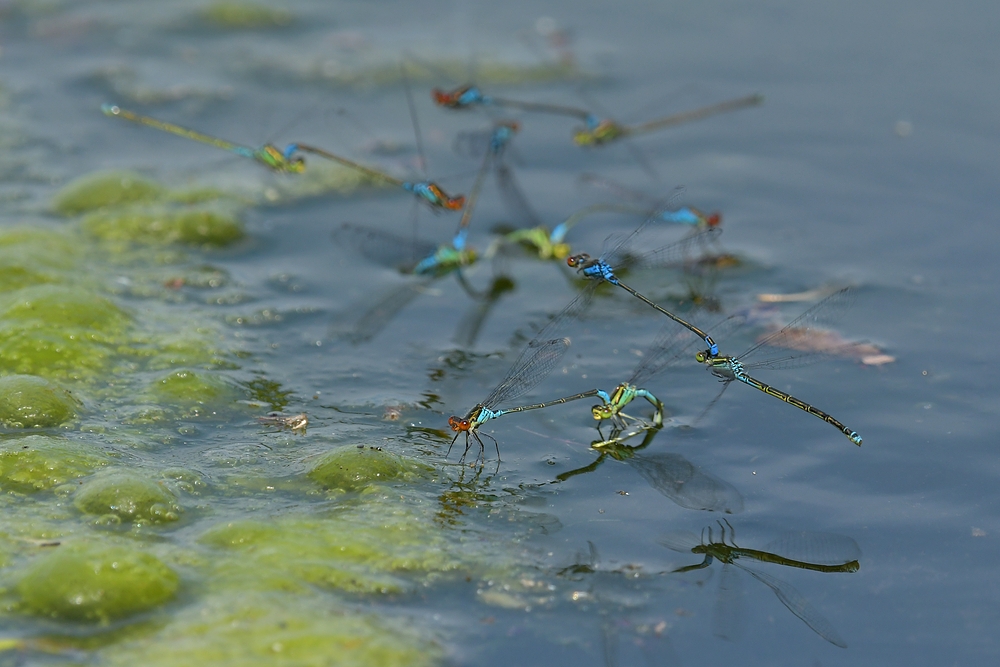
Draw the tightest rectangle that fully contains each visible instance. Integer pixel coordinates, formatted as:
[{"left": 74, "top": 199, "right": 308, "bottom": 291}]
[
  {"left": 662, "top": 519, "right": 860, "bottom": 647},
  {"left": 696, "top": 287, "right": 863, "bottom": 445},
  {"left": 102, "top": 104, "right": 305, "bottom": 173}
]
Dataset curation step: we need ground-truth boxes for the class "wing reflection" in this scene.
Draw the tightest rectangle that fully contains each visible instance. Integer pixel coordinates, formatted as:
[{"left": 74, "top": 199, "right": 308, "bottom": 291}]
[{"left": 556, "top": 427, "right": 743, "bottom": 514}]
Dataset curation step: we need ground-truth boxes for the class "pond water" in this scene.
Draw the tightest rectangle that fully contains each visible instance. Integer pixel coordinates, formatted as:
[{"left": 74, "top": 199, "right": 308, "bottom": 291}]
[{"left": 0, "top": 0, "right": 997, "bottom": 665}]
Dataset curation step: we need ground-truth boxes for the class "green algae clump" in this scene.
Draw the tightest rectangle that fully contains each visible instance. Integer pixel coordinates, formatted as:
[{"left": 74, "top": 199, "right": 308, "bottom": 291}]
[
  {"left": 16, "top": 542, "right": 178, "bottom": 622},
  {"left": 53, "top": 171, "right": 165, "bottom": 216},
  {"left": 82, "top": 206, "right": 244, "bottom": 247},
  {"left": 199, "top": 2, "right": 293, "bottom": 28},
  {"left": 147, "top": 369, "right": 238, "bottom": 416},
  {"left": 0, "top": 375, "right": 80, "bottom": 428},
  {"left": 0, "top": 435, "right": 109, "bottom": 493},
  {"left": 74, "top": 471, "right": 181, "bottom": 524},
  {"left": 308, "top": 446, "right": 434, "bottom": 492},
  {"left": 98, "top": 591, "right": 440, "bottom": 667}
]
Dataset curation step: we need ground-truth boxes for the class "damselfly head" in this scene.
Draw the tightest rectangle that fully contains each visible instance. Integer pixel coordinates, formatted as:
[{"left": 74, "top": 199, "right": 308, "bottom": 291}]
[
  {"left": 573, "top": 120, "right": 623, "bottom": 146},
  {"left": 448, "top": 416, "right": 471, "bottom": 432},
  {"left": 591, "top": 404, "right": 613, "bottom": 420},
  {"left": 432, "top": 88, "right": 457, "bottom": 106},
  {"left": 551, "top": 242, "right": 571, "bottom": 260},
  {"left": 572, "top": 128, "right": 596, "bottom": 146},
  {"left": 426, "top": 182, "right": 465, "bottom": 211},
  {"left": 566, "top": 253, "right": 590, "bottom": 268},
  {"left": 706, "top": 212, "right": 722, "bottom": 227},
  {"left": 695, "top": 350, "right": 710, "bottom": 363},
  {"left": 432, "top": 86, "right": 474, "bottom": 108}
]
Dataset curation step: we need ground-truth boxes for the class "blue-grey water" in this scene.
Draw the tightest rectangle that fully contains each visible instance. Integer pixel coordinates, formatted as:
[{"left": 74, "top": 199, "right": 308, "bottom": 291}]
[{"left": 1, "top": 0, "right": 998, "bottom": 665}]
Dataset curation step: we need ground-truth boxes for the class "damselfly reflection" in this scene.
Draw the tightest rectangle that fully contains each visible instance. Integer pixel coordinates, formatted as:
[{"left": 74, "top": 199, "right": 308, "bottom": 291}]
[{"left": 661, "top": 519, "right": 860, "bottom": 647}]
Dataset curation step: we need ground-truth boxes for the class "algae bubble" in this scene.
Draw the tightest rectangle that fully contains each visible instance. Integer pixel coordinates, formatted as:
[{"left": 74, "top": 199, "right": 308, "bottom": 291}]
[
  {"left": 74, "top": 471, "right": 181, "bottom": 524},
  {"left": 52, "top": 171, "right": 165, "bottom": 217},
  {"left": 16, "top": 541, "right": 179, "bottom": 622},
  {"left": 146, "top": 369, "right": 241, "bottom": 418},
  {"left": 0, "top": 375, "right": 80, "bottom": 428},
  {"left": 308, "top": 446, "right": 435, "bottom": 493}
]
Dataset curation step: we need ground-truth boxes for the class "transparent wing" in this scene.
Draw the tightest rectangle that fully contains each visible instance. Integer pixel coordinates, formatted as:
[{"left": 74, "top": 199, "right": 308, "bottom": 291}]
[
  {"left": 761, "top": 532, "right": 862, "bottom": 567},
  {"left": 495, "top": 163, "right": 543, "bottom": 227},
  {"left": 452, "top": 128, "right": 493, "bottom": 159},
  {"left": 628, "top": 326, "right": 699, "bottom": 387},
  {"left": 740, "top": 349, "right": 846, "bottom": 373},
  {"left": 627, "top": 227, "right": 722, "bottom": 271},
  {"left": 629, "top": 453, "right": 744, "bottom": 514},
  {"left": 735, "top": 562, "right": 848, "bottom": 648},
  {"left": 740, "top": 287, "right": 856, "bottom": 361},
  {"left": 480, "top": 336, "right": 570, "bottom": 409},
  {"left": 578, "top": 172, "right": 657, "bottom": 208},
  {"left": 601, "top": 618, "right": 619, "bottom": 667},
  {"left": 713, "top": 562, "right": 744, "bottom": 641},
  {"left": 480, "top": 281, "right": 597, "bottom": 409},
  {"left": 452, "top": 275, "right": 515, "bottom": 349},
  {"left": 333, "top": 223, "right": 437, "bottom": 273},
  {"left": 337, "top": 280, "right": 429, "bottom": 344},
  {"left": 598, "top": 188, "right": 685, "bottom": 269},
  {"left": 657, "top": 531, "right": 703, "bottom": 553}
]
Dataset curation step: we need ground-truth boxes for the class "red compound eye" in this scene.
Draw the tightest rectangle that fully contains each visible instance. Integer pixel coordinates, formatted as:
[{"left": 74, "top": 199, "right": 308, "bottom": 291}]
[{"left": 448, "top": 416, "right": 471, "bottom": 432}]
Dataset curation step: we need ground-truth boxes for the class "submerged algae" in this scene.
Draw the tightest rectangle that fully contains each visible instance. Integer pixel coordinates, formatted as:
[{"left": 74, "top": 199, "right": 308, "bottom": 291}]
[
  {"left": 0, "top": 435, "right": 109, "bottom": 493},
  {"left": 99, "top": 590, "right": 441, "bottom": 667},
  {"left": 16, "top": 541, "right": 179, "bottom": 622},
  {"left": 199, "top": 2, "right": 294, "bottom": 29},
  {"left": 199, "top": 497, "right": 468, "bottom": 595},
  {"left": 82, "top": 205, "right": 245, "bottom": 247}
]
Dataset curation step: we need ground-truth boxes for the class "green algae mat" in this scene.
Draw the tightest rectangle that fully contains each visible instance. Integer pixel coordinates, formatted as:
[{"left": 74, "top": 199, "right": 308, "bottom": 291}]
[{"left": 0, "top": 170, "right": 546, "bottom": 666}]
